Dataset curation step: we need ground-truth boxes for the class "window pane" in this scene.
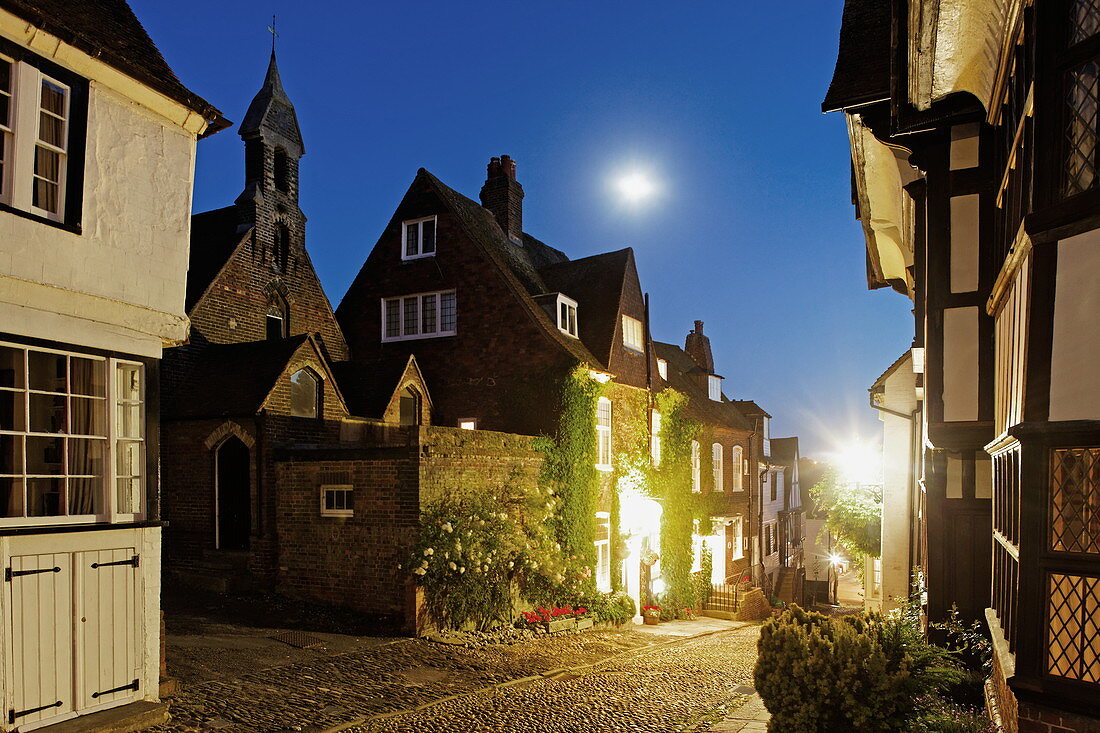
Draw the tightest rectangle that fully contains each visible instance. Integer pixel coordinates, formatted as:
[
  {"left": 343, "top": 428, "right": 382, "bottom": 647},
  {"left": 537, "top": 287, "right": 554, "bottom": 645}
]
[
  {"left": 71, "top": 397, "right": 105, "bottom": 436},
  {"left": 1072, "top": 0, "right": 1100, "bottom": 45},
  {"left": 115, "top": 439, "right": 142, "bottom": 479},
  {"left": 0, "top": 346, "right": 22, "bottom": 388},
  {"left": 0, "top": 477, "right": 22, "bottom": 517},
  {"left": 68, "top": 476, "right": 101, "bottom": 515},
  {"left": 0, "top": 58, "right": 10, "bottom": 96},
  {"left": 116, "top": 364, "right": 142, "bottom": 402},
  {"left": 39, "top": 111, "right": 64, "bottom": 148},
  {"left": 289, "top": 370, "right": 319, "bottom": 418},
  {"left": 385, "top": 299, "right": 400, "bottom": 338},
  {"left": 422, "top": 219, "right": 436, "bottom": 253},
  {"left": 67, "top": 438, "right": 103, "bottom": 476},
  {"left": 70, "top": 357, "right": 105, "bottom": 396},
  {"left": 116, "top": 477, "right": 140, "bottom": 514},
  {"left": 115, "top": 401, "right": 142, "bottom": 439},
  {"left": 0, "top": 434, "right": 21, "bottom": 474},
  {"left": 40, "top": 81, "right": 66, "bottom": 118},
  {"left": 28, "top": 350, "right": 65, "bottom": 392},
  {"left": 440, "top": 292, "right": 456, "bottom": 332},
  {"left": 28, "top": 393, "right": 65, "bottom": 433},
  {"left": 0, "top": 390, "right": 23, "bottom": 431},
  {"left": 33, "top": 174, "right": 59, "bottom": 213},
  {"left": 405, "top": 222, "right": 418, "bottom": 257},
  {"left": 27, "top": 477, "right": 62, "bottom": 516},
  {"left": 422, "top": 293, "right": 437, "bottom": 333},
  {"left": 403, "top": 296, "right": 419, "bottom": 335},
  {"left": 1065, "top": 60, "right": 1099, "bottom": 196}
]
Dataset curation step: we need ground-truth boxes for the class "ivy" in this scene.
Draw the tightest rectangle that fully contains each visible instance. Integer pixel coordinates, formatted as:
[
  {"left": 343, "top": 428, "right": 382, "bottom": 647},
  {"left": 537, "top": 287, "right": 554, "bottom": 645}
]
[{"left": 652, "top": 389, "right": 700, "bottom": 613}]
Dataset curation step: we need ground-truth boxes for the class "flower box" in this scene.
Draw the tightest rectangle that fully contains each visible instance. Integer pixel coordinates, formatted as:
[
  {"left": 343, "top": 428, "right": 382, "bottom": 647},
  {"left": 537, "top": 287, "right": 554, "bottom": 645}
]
[
  {"left": 547, "top": 617, "right": 576, "bottom": 633},
  {"left": 575, "top": 617, "right": 594, "bottom": 631},
  {"left": 643, "top": 615, "right": 660, "bottom": 625}
]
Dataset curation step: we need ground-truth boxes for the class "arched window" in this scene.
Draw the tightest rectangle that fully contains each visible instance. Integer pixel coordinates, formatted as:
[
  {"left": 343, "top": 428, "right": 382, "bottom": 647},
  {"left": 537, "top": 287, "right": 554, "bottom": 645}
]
[
  {"left": 712, "top": 443, "right": 724, "bottom": 491},
  {"left": 266, "top": 300, "right": 287, "bottom": 340},
  {"left": 399, "top": 386, "right": 421, "bottom": 426},
  {"left": 290, "top": 369, "right": 320, "bottom": 418},
  {"left": 731, "top": 445, "right": 744, "bottom": 491},
  {"left": 274, "top": 148, "right": 290, "bottom": 192},
  {"left": 273, "top": 223, "right": 290, "bottom": 272}
]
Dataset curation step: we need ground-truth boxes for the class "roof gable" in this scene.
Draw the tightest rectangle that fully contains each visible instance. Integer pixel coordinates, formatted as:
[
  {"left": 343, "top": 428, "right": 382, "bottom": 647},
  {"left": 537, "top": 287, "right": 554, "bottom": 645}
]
[
  {"left": 653, "top": 341, "right": 752, "bottom": 432},
  {"left": 333, "top": 354, "right": 432, "bottom": 421}
]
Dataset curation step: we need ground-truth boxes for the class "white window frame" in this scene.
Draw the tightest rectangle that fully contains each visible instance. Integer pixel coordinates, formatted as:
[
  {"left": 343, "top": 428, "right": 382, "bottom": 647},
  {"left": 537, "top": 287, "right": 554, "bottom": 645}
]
[
  {"left": 656, "top": 358, "right": 668, "bottom": 380},
  {"left": 320, "top": 484, "right": 354, "bottom": 517},
  {"left": 457, "top": 418, "right": 477, "bottom": 430},
  {"left": 712, "top": 442, "right": 723, "bottom": 491},
  {"left": 650, "top": 409, "right": 661, "bottom": 466},
  {"left": 0, "top": 54, "right": 13, "bottom": 207},
  {"left": 556, "top": 294, "right": 579, "bottom": 338},
  {"left": 622, "top": 315, "right": 644, "bottom": 351},
  {"left": 381, "top": 290, "right": 457, "bottom": 342},
  {"left": 594, "top": 511, "right": 611, "bottom": 592},
  {"left": 731, "top": 516, "right": 744, "bottom": 559},
  {"left": 731, "top": 445, "right": 744, "bottom": 491},
  {"left": 596, "top": 397, "right": 612, "bottom": 471},
  {"left": 0, "top": 341, "right": 145, "bottom": 527},
  {"left": 691, "top": 440, "right": 701, "bottom": 492},
  {"left": 28, "top": 70, "right": 69, "bottom": 222},
  {"left": 708, "top": 375, "right": 722, "bottom": 401},
  {"left": 401, "top": 215, "right": 437, "bottom": 260}
]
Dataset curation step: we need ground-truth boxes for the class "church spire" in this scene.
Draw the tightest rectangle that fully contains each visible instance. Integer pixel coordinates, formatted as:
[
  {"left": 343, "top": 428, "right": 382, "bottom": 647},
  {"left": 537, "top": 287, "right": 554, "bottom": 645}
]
[{"left": 238, "top": 48, "right": 303, "bottom": 151}]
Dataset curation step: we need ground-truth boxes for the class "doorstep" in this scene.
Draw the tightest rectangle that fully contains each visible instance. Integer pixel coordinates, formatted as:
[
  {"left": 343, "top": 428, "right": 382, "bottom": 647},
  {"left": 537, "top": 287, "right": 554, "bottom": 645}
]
[{"left": 31, "top": 701, "right": 169, "bottom": 733}]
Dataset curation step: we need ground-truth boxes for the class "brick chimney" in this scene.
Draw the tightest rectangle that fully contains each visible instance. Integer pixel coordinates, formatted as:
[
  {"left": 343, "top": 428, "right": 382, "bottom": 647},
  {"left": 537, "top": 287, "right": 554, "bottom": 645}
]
[
  {"left": 480, "top": 155, "right": 524, "bottom": 242},
  {"left": 685, "top": 320, "right": 714, "bottom": 372}
]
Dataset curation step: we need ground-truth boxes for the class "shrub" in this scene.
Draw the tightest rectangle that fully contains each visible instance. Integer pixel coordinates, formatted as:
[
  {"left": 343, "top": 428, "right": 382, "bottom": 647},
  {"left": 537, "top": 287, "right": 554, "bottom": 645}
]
[
  {"left": 754, "top": 605, "right": 966, "bottom": 732},
  {"left": 910, "top": 699, "right": 996, "bottom": 733}
]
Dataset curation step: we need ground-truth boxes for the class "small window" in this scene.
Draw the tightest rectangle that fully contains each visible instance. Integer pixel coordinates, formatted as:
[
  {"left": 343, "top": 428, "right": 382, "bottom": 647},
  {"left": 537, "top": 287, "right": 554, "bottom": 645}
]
[
  {"left": 622, "top": 315, "right": 644, "bottom": 351},
  {"left": 402, "top": 216, "right": 437, "bottom": 260},
  {"left": 266, "top": 303, "right": 287, "bottom": 340},
  {"left": 382, "top": 290, "right": 456, "bottom": 341},
  {"left": 656, "top": 358, "right": 668, "bottom": 380},
  {"left": 650, "top": 410, "right": 661, "bottom": 466},
  {"left": 289, "top": 369, "right": 320, "bottom": 418},
  {"left": 770, "top": 470, "right": 778, "bottom": 502},
  {"left": 399, "top": 387, "right": 421, "bottom": 426},
  {"left": 731, "top": 516, "right": 744, "bottom": 560},
  {"left": 731, "top": 446, "right": 744, "bottom": 491},
  {"left": 557, "top": 295, "right": 579, "bottom": 338},
  {"left": 708, "top": 375, "right": 722, "bottom": 401},
  {"left": 321, "top": 485, "right": 353, "bottom": 517},
  {"left": 691, "top": 440, "right": 701, "bottom": 492},
  {"left": 32, "top": 76, "right": 69, "bottom": 220},
  {"left": 274, "top": 148, "right": 290, "bottom": 192},
  {"left": 712, "top": 443, "right": 723, "bottom": 491},
  {"left": 458, "top": 418, "right": 476, "bottom": 430},
  {"left": 596, "top": 397, "right": 612, "bottom": 470}
]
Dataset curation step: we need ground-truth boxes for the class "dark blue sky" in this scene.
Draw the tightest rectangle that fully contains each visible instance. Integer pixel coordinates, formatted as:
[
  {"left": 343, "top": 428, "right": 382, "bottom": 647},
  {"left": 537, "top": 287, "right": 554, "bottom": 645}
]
[{"left": 132, "top": 0, "right": 913, "bottom": 457}]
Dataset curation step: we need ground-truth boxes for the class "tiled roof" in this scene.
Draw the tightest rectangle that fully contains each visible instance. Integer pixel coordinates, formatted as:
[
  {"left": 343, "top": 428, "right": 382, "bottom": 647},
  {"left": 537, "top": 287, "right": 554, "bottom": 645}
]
[
  {"left": 729, "top": 399, "right": 771, "bottom": 419},
  {"left": 417, "top": 169, "right": 601, "bottom": 368},
  {"left": 0, "top": 0, "right": 221, "bottom": 120},
  {"left": 821, "top": 0, "right": 892, "bottom": 113},
  {"left": 769, "top": 436, "right": 800, "bottom": 466},
  {"left": 539, "top": 249, "right": 633, "bottom": 371},
  {"left": 871, "top": 349, "right": 913, "bottom": 389},
  {"left": 163, "top": 335, "right": 310, "bottom": 419},
  {"left": 653, "top": 341, "right": 753, "bottom": 432},
  {"left": 186, "top": 206, "right": 246, "bottom": 311},
  {"left": 331, "top": 355, "right": 418, "bottom": 420}
]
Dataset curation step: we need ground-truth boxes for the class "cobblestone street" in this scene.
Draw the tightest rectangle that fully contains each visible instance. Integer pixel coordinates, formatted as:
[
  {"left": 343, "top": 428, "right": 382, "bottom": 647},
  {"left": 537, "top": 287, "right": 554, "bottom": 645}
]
[{"left": 153, "top": 619, "right": 763, "bottom": 732}]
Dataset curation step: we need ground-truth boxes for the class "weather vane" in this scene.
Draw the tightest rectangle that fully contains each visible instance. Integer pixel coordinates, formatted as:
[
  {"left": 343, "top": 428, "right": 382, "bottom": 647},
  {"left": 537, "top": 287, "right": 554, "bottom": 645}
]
[{"left": 267, "top": 14, "right": 279, "bottom": 53}]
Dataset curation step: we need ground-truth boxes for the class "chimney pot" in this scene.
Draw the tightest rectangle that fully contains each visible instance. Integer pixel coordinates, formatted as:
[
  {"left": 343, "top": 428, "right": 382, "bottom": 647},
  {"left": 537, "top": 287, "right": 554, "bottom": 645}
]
[
  {"left": 694, "top": 320, "right": 704, "bottom": 333},
  {"left": 480, "top": 154, "right": 525, "bottom": 241}
]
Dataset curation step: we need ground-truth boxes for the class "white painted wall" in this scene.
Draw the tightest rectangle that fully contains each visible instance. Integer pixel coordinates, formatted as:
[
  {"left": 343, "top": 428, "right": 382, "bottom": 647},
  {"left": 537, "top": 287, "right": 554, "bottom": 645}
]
[
  {"left": 943, "top": 306, "right": 980, "bottom": 421},
  {"left": 950, "top": 194, "right": 980, "bottom": 293},
  {"left": 1050, "top": 229, "right": 1100, "bottom": 421},
  {"left": 876, "top": 353, "right": 919, "bottom": 612}
]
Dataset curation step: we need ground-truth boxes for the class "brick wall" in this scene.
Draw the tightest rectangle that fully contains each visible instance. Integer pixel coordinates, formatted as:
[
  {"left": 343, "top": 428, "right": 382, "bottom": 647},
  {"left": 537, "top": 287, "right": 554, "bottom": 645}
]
[{"left": 272, "top": 426, "right": 546, "bottom": 618}]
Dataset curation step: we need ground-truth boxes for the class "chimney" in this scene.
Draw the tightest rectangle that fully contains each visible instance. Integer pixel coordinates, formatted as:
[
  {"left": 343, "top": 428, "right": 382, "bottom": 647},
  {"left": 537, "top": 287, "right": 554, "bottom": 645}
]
[
  {"left": 480, "top": 154, "right": 524, "bottom": 242},
  {"left": 685, "top": 320, "right": 714, "bottom": 372}
]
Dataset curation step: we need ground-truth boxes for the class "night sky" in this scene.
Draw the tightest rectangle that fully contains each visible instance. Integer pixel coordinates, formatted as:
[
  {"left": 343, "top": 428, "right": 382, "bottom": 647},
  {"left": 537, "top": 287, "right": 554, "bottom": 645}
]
[{"left": 131, "top": 0, "right": 913, "bottom": 457}]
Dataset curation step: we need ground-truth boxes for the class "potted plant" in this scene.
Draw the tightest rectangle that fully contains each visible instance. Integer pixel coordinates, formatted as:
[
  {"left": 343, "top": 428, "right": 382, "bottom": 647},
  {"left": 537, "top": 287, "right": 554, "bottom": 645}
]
[{"left": 643, "top": 606, "right": 661, "bottom": 625}]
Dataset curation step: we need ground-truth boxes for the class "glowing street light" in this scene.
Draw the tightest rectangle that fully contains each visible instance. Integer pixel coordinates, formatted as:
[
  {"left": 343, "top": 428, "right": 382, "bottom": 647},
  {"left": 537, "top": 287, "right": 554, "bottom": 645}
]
[{"left": 833, "top": 441, "right": 880, "bottom": 485}]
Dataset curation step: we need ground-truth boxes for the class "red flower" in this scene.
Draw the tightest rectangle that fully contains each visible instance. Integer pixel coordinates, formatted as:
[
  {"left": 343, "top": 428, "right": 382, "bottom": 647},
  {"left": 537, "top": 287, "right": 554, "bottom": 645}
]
[{"left": 576, "top": 607, "right": 587, "bottom": 615}]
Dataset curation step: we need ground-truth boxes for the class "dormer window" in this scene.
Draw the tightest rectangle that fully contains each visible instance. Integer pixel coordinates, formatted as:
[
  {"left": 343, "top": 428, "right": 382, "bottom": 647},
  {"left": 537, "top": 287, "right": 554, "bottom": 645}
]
[
  {"left": 556, "top": 295, "right": 579, "bottom": 338},
  {"left": 402, "top": 216, "right": 437, "bottom": 260},
  {"left": 708, "top": 375, "right": 722, "bottom": 401},
  {"left": 657, "top": 358, "right": 668, "bottom": 380},
  {"left": 622, "top": 315, "right": 644, "bottom": 352}
]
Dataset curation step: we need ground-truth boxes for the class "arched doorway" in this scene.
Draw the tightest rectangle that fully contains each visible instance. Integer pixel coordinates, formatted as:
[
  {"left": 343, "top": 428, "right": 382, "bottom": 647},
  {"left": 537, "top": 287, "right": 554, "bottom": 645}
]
[{"left": 216, "top": 437, "right": 251, "bottom": 550}]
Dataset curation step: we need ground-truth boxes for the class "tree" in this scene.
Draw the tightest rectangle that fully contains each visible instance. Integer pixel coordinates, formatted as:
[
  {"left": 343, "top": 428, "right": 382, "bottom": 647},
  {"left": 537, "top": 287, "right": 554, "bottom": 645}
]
[{"left": 809, "top": 467, "right": 882, "bottom": 559}]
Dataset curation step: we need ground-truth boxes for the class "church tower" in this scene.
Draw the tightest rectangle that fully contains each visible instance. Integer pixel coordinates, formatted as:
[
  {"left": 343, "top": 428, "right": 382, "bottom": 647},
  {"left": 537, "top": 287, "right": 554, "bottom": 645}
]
[{"left": 235, "top": 50, "right": 305, "bottom": 276}]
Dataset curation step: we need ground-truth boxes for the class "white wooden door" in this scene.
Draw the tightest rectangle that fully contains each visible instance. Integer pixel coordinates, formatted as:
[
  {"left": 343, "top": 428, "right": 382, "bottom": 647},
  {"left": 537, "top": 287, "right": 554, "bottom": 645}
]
[
  {"left": 74, "top": 548, "right": 140, "bottom": 711},
  {"left": 7, "top": 553, "right": 74, "bottom": 729}
]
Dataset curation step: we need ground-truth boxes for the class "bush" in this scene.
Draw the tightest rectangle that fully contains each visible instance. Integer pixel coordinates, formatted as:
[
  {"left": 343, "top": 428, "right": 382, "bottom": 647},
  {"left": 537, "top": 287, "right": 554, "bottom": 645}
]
[
  {"left": 910, "top": 699, "right": 995, "bottom": 732},
  {"left": 754, "top": 605, "right": 966, "bottom": 732}
]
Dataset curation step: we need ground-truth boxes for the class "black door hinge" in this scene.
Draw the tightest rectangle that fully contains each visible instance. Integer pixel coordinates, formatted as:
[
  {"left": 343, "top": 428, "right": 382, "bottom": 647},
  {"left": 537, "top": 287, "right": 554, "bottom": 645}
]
[
  {"left": 4, "top": 566, "right": 60, "bottom": 582},
  {"left": 9, "top": 700, "right": 62, "bottom": 723},
  {"left": 91, "top": 679, "right": 139, "bottom": 699},
  {"left": 90, "top": 555, "right": 139, "bottom": 569}
]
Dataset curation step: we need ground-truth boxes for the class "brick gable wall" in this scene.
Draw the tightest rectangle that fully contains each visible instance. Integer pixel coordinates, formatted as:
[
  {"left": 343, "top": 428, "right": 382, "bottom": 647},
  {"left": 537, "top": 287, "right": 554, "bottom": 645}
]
[{"left": 337, "top": 180, "right": 576, "bottom": 435}]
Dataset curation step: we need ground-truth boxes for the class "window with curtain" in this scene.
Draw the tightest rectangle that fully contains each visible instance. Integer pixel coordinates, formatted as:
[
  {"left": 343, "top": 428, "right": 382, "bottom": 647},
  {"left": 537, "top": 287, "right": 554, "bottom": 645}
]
[
  {"left": 0, "top": 342, "right": 144, "bottom": 524},
  {"left": 731, "top": 446, "right": 744, "bottom": 490},
  {"left": 712, "top": 443, "right": 724, "bottom": 491},
  {"left": 596, "top": 397, "right": 612, "bottom": 470}
]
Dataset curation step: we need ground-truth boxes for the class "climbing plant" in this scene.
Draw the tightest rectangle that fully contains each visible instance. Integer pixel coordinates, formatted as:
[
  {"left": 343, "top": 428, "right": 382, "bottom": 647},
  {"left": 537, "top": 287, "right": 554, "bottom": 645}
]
[{"left": 652, "top": 388, "right": 700, "bottom": 614}]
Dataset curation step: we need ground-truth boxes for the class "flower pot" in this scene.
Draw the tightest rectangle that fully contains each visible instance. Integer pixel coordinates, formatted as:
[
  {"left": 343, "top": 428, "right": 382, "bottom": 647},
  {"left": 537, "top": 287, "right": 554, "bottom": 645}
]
[
  {"left": 575, "top": 617, "right": 594, "bottom": 631},
  {"left": 644, "top": 615, "right": 660, "bottom": 625},
  {"left": 547, "top": 617, "right": 576, "bottom": 633}
]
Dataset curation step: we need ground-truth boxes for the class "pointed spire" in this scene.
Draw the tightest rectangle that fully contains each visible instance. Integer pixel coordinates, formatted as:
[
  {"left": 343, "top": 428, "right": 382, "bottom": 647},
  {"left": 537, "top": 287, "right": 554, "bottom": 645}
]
[
  {"left": 261, "top": 49, "right": 287, "bottom": 100},
  {"left": 239, "top": 45, "right": 302, "bottom": 150}
]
